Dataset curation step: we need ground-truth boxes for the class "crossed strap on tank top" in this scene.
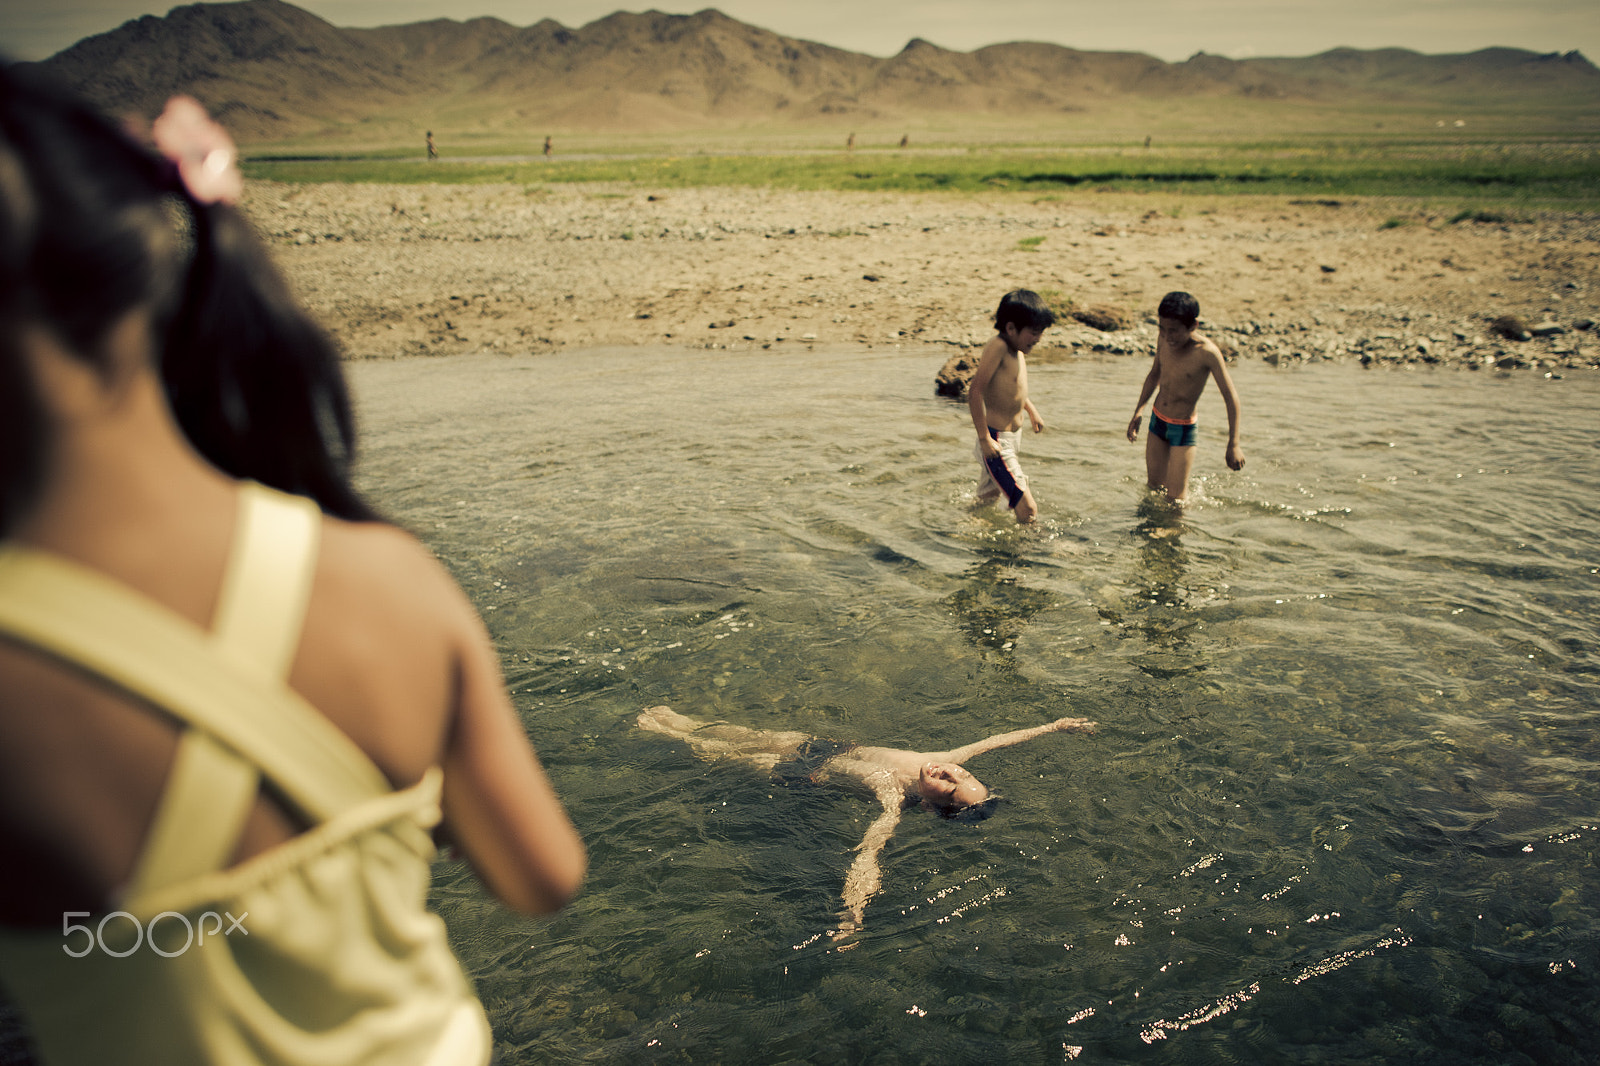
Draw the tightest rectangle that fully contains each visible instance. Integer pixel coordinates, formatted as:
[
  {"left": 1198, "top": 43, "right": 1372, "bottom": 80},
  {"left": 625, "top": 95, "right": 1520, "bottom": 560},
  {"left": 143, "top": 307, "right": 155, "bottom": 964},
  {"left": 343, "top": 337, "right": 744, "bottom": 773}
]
[{"left": 0, "top": 482, "right": 404, "bottom": 903}]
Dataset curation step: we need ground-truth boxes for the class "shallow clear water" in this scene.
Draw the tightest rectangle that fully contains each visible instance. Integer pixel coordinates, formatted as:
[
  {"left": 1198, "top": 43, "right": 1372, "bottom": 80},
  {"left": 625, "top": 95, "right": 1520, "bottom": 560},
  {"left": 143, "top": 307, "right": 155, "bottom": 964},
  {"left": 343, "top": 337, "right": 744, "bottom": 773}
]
[{"left": 349, "top": 349, "right": 1600, "bottom": 1064}]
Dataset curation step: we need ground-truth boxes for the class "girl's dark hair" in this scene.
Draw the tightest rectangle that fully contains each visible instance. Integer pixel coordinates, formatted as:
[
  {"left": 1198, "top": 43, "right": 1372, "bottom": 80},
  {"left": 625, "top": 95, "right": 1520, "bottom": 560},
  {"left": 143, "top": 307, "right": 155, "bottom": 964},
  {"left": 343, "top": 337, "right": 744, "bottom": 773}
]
[{"left": 0, "top": 62, "right": 379, "bottom": 536}]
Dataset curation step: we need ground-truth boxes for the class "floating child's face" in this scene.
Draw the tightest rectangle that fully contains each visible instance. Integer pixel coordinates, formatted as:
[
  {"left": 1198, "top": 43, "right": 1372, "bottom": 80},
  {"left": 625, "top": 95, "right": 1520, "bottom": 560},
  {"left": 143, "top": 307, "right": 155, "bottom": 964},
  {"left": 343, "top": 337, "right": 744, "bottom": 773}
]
[
  {"left": 1158, "top": 316, "right": 1195, "bottom": 347},
  {"left": 1004, "top": 322, "right": 1044, "bottom": 353},
  {"left": 920, "top": 762, "right": 989, "bottom": 809}
]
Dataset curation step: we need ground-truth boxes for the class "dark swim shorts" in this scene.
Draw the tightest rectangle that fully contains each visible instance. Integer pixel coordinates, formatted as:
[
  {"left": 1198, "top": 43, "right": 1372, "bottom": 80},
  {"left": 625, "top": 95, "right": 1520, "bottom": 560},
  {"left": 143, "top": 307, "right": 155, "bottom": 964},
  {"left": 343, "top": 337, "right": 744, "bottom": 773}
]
[
  {"left": 982, "top": 426, "right": 1026, "bottom": 508},
  {"left": 771, "top": 738, "right": 856, "bottom": 788},
  {"left": 1150, "top": 411, "right": 1198, "bottom": 448}
]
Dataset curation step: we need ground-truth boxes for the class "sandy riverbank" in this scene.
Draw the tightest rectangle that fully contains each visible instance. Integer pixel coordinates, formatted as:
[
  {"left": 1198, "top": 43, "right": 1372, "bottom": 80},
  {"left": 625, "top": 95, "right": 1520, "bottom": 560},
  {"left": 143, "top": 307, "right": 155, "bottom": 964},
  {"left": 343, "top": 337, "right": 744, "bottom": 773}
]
[{"left": 248, "top": 182, "right": 1599, "bottom": 375}]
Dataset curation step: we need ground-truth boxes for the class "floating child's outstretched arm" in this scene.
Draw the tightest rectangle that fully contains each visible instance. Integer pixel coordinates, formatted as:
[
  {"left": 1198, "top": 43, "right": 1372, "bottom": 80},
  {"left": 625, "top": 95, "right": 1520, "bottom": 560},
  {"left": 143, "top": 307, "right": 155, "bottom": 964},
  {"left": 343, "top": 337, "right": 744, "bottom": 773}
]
[
  {"left": 945, "top": 716, "right": 1095, "bottom": 765},
  {"left": 832, "top": 776, "right": 907, "bottom": 940}
]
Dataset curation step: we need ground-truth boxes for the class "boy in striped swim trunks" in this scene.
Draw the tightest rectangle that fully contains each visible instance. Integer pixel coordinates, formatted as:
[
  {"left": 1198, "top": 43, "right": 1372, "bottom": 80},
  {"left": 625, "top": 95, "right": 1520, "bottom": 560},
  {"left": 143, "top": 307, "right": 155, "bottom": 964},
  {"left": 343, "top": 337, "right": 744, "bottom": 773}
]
[
  {"left": 1126, "top": 291, "right": 1245, "bottom": 503},
  {"left": 969, "top": 290, "right": 1057, "bottom": 524}
]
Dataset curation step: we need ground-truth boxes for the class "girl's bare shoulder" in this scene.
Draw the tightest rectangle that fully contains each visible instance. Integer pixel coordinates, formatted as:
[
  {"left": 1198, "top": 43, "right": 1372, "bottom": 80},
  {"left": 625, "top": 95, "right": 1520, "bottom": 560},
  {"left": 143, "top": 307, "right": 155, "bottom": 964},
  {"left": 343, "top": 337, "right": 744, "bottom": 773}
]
[{"left": 313, "top": 518, "right": 479, "bottom": 636}]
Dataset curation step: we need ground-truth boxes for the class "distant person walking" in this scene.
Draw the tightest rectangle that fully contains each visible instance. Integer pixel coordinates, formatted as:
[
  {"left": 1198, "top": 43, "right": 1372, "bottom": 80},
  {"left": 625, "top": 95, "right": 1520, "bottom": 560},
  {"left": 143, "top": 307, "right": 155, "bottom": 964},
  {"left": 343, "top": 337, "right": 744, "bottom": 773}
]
[
  {"left": 544, "top": 135, "right": 552, "bottom": 158},
  {"left": 426, "top": 130, "right": 437, "bottom": 160}
]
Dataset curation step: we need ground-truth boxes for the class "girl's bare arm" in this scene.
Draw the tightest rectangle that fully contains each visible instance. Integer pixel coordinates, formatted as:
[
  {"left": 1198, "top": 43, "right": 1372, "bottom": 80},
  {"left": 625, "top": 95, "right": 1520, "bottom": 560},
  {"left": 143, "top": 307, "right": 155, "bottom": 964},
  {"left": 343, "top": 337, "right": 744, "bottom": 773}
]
[{"left": 437, "top": 571, "right": 587, "bottom": 915}]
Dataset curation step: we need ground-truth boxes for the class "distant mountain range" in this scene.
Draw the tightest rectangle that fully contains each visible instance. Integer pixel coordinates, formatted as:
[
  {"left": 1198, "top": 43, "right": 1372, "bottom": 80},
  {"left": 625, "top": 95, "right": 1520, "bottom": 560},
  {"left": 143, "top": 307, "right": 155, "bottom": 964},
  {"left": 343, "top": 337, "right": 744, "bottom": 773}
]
[{"left": 27, "top": 0, "right": 1600, "bottom": 143}]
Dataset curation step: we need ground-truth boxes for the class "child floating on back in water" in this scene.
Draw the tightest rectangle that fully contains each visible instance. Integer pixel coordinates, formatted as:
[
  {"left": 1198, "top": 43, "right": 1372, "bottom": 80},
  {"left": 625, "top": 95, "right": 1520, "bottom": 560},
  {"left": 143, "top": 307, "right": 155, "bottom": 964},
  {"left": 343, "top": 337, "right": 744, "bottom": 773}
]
[
  {"left": 1126, "top": 291, "right": 1245, "bottom": 503},
  {"left": 969, "top": 289, "right": 1057, "bottom": 524},
  {"left": 636, "top": 705, "right": 1094, "bottom": 939}
]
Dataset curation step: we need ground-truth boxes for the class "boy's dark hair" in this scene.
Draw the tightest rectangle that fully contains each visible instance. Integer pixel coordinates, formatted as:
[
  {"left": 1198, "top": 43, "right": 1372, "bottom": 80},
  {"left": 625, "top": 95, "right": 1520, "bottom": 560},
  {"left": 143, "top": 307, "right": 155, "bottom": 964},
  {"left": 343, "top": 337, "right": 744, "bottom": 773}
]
[
  {"left": 1158, "top": 291, "right": 1200, "bottom": 326},
  {"left": 0, "top": 63, "right": 380, "bottom": 536},
  {"left": 994, "top": 289, "right": 1056, "bottom": 333}
]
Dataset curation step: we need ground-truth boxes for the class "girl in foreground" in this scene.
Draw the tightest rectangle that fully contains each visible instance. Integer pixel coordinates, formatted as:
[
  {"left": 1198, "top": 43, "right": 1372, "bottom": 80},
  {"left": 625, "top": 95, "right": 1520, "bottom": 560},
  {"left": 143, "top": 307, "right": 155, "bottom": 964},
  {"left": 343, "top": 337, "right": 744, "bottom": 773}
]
[
  {"left": 0, "top": 68, "right": 584, "bottom": 1065},
  {"left": 637, "top": 705, "right": 1093, "bottom": 939}
]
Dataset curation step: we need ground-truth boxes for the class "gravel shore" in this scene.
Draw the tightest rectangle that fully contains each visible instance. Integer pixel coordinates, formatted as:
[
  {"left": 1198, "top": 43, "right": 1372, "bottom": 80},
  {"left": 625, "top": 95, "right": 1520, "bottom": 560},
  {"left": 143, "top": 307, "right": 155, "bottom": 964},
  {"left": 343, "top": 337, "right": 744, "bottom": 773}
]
[{"left": 250, "top": 182, "right": 1600, "bottom": 376}]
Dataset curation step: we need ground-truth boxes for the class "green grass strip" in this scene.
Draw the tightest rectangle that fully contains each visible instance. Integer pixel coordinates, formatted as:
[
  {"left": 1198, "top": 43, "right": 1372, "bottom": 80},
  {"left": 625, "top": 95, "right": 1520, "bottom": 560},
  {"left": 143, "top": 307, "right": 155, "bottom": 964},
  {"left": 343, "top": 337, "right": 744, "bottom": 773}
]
[{"left": 242, "top": 147, "right": 1600, "bottom": 204}]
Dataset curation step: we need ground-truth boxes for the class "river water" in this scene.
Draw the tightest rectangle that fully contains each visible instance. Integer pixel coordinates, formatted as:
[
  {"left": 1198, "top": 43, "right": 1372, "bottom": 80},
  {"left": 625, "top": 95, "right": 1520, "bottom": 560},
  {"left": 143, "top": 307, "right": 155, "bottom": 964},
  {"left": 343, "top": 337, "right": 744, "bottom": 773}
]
[{"left": 348, "top": 348, "right": 1599, "bottom": 1064}]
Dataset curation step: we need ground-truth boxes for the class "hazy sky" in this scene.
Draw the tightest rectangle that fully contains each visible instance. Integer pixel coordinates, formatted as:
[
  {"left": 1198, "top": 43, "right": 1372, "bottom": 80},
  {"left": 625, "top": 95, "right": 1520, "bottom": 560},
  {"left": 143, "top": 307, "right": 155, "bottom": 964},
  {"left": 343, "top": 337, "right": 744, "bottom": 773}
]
[{"left": 3, "top": 0, "right": 1595, "bottom": 64}]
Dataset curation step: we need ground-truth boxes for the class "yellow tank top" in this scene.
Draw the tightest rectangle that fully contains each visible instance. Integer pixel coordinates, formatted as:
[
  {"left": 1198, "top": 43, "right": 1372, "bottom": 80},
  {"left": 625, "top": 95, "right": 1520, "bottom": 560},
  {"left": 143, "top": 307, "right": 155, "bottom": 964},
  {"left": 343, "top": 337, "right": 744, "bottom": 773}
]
[{"left": 0, "top": 483, "right": 492, "bottom": 1066}]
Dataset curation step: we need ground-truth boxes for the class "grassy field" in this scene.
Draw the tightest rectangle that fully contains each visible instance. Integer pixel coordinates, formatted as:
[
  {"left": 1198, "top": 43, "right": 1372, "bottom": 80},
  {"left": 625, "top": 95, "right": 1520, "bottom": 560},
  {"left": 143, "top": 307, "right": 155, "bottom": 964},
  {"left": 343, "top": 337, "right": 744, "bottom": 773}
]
[{"left": 243, "top": 138, "right": 1600, "bottom": 207}]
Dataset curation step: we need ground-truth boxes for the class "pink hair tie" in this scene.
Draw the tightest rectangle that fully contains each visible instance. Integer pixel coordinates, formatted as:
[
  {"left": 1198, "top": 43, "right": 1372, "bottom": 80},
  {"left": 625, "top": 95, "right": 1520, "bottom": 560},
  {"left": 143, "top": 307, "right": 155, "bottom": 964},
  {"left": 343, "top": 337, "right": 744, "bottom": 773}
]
[{"left": 150, "top": 95, "right": 242, "bottom": 206}]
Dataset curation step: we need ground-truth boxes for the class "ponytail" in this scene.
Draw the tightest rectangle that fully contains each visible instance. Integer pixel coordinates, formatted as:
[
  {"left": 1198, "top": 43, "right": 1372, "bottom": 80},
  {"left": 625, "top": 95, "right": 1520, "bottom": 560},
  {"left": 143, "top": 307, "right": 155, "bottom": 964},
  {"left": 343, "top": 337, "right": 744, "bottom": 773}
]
[{"left": 162, "top": 200, "right": 378, "bottom": 522}]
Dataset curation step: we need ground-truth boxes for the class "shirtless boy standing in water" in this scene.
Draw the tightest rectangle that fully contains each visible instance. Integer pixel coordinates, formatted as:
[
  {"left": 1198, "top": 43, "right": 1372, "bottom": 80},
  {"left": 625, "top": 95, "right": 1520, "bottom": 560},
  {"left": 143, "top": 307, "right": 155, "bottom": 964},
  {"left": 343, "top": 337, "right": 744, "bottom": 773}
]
[
  {"left": 970, "top": 290, "right": 1056, "bottom": 524},
  {"left": 1127, "top": 291, "right": 1245, "bottom": 502}
]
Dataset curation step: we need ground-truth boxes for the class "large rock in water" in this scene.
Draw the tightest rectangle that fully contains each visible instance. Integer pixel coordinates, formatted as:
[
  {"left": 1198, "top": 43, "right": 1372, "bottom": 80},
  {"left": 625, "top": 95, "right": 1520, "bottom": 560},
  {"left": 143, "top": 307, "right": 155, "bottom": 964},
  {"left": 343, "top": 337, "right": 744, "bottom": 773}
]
[{"left": 935, "top": 351, "right": 978, "bottom": 397}]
